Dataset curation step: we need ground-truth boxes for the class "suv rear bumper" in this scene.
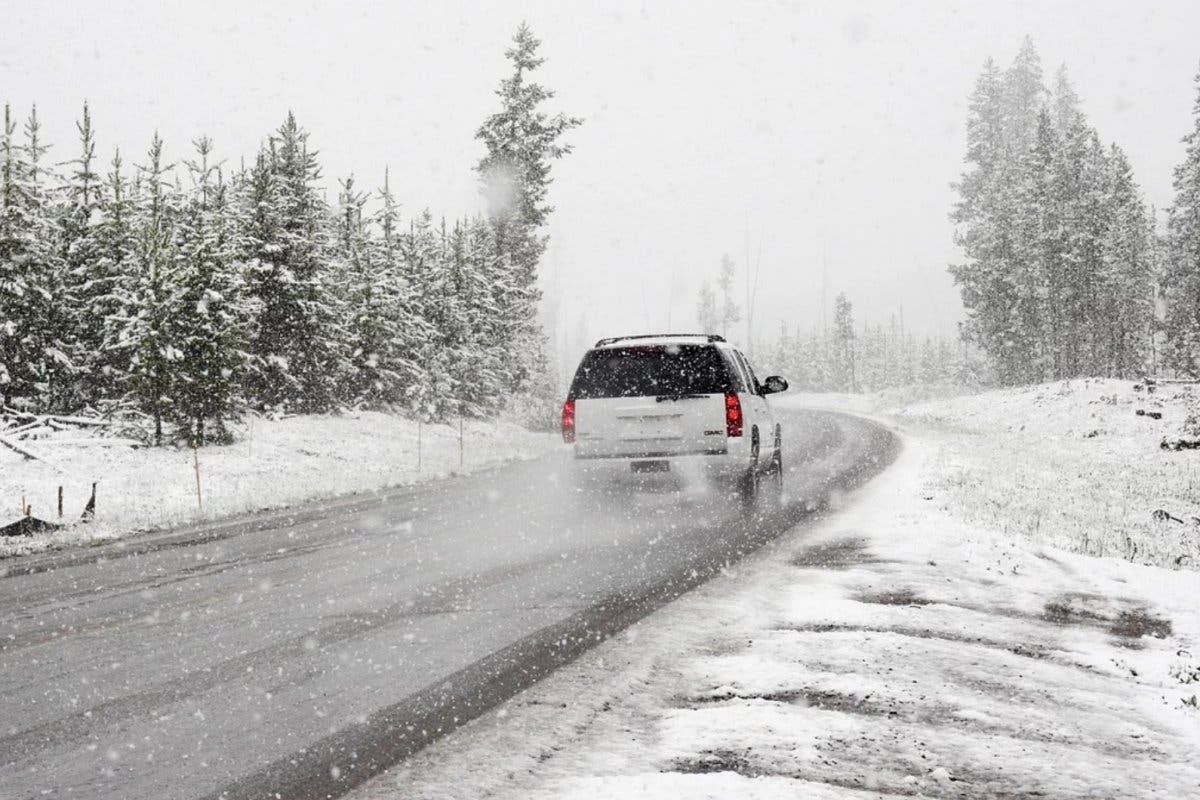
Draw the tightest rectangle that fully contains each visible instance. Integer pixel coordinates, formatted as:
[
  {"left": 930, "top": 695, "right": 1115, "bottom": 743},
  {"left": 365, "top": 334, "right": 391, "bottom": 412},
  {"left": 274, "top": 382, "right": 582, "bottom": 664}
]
[{"left": 569, "top": 449, "right": 755, "bottom": 486}]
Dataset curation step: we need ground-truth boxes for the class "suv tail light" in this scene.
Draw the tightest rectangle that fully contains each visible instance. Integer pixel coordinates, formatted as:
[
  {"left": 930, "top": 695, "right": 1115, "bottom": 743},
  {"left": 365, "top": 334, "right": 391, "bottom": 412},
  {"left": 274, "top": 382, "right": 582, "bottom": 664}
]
[
  {"left": 725, "top": 392, "right": 743, "bottom": 437},
  {"left": 561, "top": 398, "right": 576, "bottom": 443}
]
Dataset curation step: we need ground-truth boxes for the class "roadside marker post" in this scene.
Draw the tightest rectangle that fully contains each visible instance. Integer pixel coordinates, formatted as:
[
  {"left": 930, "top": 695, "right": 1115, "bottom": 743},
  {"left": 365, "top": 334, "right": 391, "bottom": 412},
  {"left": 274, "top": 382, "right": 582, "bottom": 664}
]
[{"left": 192, "top": 440, "right": 203, "bottom": 511}]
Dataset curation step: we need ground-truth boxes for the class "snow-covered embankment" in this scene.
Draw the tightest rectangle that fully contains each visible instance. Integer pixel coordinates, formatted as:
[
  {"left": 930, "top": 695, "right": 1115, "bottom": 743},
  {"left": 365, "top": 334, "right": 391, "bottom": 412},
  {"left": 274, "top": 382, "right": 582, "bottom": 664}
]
[{"left": 0, "top": 412, "right": 556, "bottom": 559}]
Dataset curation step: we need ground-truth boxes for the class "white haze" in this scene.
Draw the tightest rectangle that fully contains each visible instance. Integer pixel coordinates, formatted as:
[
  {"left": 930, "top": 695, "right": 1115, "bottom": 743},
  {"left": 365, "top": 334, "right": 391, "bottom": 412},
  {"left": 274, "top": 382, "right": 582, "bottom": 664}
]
[{"left": 3, "top": 0, "right": 1199, "bottom": 362}]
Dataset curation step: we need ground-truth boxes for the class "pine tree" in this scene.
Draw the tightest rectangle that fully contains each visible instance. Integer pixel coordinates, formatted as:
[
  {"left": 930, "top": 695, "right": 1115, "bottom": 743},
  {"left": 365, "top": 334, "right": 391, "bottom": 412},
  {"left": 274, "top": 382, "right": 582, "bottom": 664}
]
[
  {"left": 333, "top": 174, "right": 379, "bottom": 404},
  {"left": 918, "top": 337, "right": 941, "bottom": 384},
  {"left": 475, "top": 23, "right": 581, "bottom": 407},
  {"left": 116, "top": 134, "right": 180, "bottom": 445},
  {"left": 952, "top": 42, "right": 1157, "bottom": 385},
  {"left": 400, "top": 210, "right": 456, "bottom": 420},
  {"left": 1051, "top": 65, "right": 1082, "bottom": 133},
  {"left": 1015, "top": 108, "right": 1058, "bottom": 381},
  {"left": 1100, "top": 145, "right": 1154, "bottom": 376},
  {"left": 450, "top": 217, "right": 510, "bottom": 416},
  {"left": 57, "top": 102, "right": 104, "bottom": 410},
  {"left": 170, "top": 137, "right": 252, "bottom": 444},
  {"left": 1165, "top": 68, "right": 1200, "bottom": 375},
  {"left": 0, "top": 104, "right": 32, "bottom": 406},
  {"left": 0, "top": 105, "right": 66, "bottom": 410},
  {"left": 951, "top": 58, "right": 1027, "bottom": 383},
  {"left": 1003, "top": 37, "right": 1045, "bottom": 156},
  {"left": 372, "top": 171, "right": 432, "bottom": 407},
  {"left": 243, "top": 113, "right": 347, "bottom": 412},
  {"left": 92, "top": 148, "right": 137, "bottom": 406},
  {"left": 833, "top": 293, "right": 856, "bottom": 392}
]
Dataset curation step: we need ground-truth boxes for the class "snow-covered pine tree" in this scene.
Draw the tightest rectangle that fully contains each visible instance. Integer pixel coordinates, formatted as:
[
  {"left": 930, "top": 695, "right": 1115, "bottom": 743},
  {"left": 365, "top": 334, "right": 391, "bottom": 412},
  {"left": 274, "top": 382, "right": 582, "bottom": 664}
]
[
  {"left": 115, "top": 134, "right": 180, "bottom": 445},
  {"left": 445, "top": 217, "right": 509, "bottom": 416},
  {"left": 370, "top": 171, "right": 431, "bottom": 408},
  {"left": 1043, "top": 69, "right": 1104, "bottom": 380},
  {"left": 56, "top": 102, "right": 105, "bottom": 410},
  {"left": 856, "top": 323, "right": 885, "bottom": 390},
  {"left": 918, "top": 337, "right": 941, "bottom": 385},
  {"left": 952, "top": 44, "right": 1157, "bottom": 385},
  {"left": 1164, "top": 68, "right": 1200, "bottom": 376},
  {"left": 1022, "top": 107, "right": 1062, "bottom": 380},
  {"left": 0, "top": 105, "right": 31, "bottom": 406},
  {"left": 334, "top": 173, "right": 425, "bottom": 409},
  {"left": 399, "top": 210, "right": 456, "bottom": 420},
  {"left": 1, "top": 104, "right": 33, "bottom": 406},
  {"left": 833, "top": 293, "right": 856, "bottom": 392},
  {"left": 92, "top": 148, "right": 138, "bottom": 407},
  {"left": 475, "top": 23, "right": 581, "bottom": 414},
  {"left": 0, "top": 105, "right": 66, "bottom": 411},
  {"left": 1098, "top": 145, "right": 1154, "bottom": 377},
  {"left": 1002, "top": 37, "right": 1045, "bottom": 156},
  {"left": 466, "top": 214, "right": 514, "bottom": 411},
  {"left": 242, "top": 113, "right": 347, "bottom": 413},
  {"left": 169, "top": 137, "right": 253, "bottom": 444},
  {"left": 1073, "top": 130, "right": 1114, "bottom": 376},
  {"left": 1007, "top": 56, "right": 1072, "bottom": 383},
  {"left": 333, "top": 174, "right": 379, "bottom": 405},
  {"left": 951, "top": 58, "right": 1028, "bottom": 384},
  {"left": 22, "top": 107, "right": 74, "bottom": 410}
]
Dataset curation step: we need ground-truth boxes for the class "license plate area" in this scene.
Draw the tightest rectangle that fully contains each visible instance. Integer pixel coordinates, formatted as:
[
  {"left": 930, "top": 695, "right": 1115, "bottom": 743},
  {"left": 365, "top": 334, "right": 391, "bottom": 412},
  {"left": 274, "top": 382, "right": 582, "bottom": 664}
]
[{"left": 631, "top": 460, "right": 670, "bottom": 474}]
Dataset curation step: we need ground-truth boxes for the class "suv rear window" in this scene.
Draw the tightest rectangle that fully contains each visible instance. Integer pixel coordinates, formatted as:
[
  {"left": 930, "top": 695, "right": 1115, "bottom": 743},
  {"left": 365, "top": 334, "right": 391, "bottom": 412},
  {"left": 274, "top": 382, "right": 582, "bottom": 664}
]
[{"left": 569, "top": 345, "right": 736, "bottom": 399}]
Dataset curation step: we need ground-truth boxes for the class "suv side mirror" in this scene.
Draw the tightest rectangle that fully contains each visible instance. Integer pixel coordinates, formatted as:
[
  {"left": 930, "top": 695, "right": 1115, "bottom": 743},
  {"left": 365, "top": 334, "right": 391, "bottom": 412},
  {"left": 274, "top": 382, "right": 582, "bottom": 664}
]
[{"left": 762, "top": 375, "right": 788, "bottom": 395}]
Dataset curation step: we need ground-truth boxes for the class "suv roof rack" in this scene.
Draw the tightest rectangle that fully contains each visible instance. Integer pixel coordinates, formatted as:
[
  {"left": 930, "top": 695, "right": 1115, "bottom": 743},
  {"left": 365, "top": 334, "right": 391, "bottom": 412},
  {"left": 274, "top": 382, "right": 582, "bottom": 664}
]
[{"left": 593, "top": 333, "right": 726, "bottom": 347}]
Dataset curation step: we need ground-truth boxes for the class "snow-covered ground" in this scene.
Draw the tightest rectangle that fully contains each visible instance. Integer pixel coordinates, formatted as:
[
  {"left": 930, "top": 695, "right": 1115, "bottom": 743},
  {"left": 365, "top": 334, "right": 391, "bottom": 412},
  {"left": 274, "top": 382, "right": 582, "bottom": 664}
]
[
  {"left": 0, "top": 412, "right": 557, "bottom": 559},
  {"left": 896, "top": 378, "right": 1200, "bottom": 569},
  {"left": 352, "top": 381, "right": 1200, "bottom": 799}
]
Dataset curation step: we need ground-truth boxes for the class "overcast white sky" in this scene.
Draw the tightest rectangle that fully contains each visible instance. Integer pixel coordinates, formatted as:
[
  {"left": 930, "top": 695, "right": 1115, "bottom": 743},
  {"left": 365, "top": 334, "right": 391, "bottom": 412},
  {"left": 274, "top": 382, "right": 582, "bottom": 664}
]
[{"left": 3, "top": 0, "right": 1199, "bottom": 354}]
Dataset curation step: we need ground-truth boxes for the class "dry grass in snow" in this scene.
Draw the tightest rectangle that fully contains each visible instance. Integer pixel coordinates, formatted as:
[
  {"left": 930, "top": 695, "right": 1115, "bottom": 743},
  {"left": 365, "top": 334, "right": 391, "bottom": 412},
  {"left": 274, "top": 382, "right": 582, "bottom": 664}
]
[{"left": 894, "top": 378, "right": 1200, "bottom": 570}]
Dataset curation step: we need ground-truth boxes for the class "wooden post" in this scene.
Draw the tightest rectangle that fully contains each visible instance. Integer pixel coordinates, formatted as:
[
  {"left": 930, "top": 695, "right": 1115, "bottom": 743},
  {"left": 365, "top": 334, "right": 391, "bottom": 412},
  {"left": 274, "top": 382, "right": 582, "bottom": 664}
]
[
  {"left": 459, "top": 415, "right": 464, "bottom": 470},
  {"left": 416, "top": 418, "right": 422, "bottom": 472},
  {"left": 192, "top": 440, "right": 203, "bottom": 510},
  {"left": 57, "top": 486, "right": 63, "bottom": 519}
]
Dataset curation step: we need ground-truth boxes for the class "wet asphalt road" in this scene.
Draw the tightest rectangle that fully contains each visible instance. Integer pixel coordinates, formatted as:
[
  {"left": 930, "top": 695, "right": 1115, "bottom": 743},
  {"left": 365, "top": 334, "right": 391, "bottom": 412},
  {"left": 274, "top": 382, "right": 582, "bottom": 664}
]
[{"left": 0, "top": 409, "right": 896, "bottom": 800}]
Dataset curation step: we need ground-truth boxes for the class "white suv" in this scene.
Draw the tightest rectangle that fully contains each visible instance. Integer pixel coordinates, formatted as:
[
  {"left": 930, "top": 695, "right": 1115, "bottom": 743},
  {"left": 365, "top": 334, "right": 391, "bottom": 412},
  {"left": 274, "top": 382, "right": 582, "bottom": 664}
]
[{"left": 561, "top": 334, "right": 788, "bottom": 499}]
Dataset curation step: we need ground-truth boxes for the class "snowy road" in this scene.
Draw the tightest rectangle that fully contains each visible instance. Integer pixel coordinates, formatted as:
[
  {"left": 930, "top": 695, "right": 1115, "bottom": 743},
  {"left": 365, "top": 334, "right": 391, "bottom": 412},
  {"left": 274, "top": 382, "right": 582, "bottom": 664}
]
[{"left": 0, "top": 409, "right": 896, "bottom": 800}]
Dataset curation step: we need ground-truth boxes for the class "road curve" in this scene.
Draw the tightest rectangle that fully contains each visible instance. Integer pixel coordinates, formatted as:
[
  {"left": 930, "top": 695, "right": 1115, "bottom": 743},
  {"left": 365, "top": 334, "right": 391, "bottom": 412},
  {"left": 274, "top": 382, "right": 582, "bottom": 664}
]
[{"left": 0, "top": 409, "right": 897, "bottom": 800}]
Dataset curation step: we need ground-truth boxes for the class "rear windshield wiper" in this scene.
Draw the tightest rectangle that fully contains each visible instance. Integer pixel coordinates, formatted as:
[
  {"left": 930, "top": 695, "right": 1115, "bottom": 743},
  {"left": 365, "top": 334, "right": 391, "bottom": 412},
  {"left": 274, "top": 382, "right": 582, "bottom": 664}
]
[{"left": 655, "top": 393, "right": 708, "bottom": 402}]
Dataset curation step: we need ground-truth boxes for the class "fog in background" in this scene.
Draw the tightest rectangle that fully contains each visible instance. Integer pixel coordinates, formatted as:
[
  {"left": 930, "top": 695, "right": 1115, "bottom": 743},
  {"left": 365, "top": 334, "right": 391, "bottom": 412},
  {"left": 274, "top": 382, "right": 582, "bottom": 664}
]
[{"left": 4, "top": 0, "right": 1199, "bottom": 367}]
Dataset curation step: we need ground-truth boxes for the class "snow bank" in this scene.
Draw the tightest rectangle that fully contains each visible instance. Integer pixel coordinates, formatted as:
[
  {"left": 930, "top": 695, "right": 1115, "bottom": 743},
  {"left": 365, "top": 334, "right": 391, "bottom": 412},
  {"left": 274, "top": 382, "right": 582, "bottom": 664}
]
[{"left": 0, "top": 412, "right": 556, "bottom": 559}]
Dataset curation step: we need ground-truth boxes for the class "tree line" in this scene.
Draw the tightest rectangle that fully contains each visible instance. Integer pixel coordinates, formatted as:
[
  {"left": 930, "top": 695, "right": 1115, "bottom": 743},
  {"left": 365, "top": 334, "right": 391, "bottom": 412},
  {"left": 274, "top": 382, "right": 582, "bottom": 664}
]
[
  {"left": 757, "top": 293, "right": 979, "bottom": 394},
  {"left": 0, "top": 24, "right": 578, "bottom": 445},
  {"left": 951, "top": 38, "right": 1200, "bottom": 385},
  {"left": 692, "top": 254, "right": 975, "bottom": 394}
]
